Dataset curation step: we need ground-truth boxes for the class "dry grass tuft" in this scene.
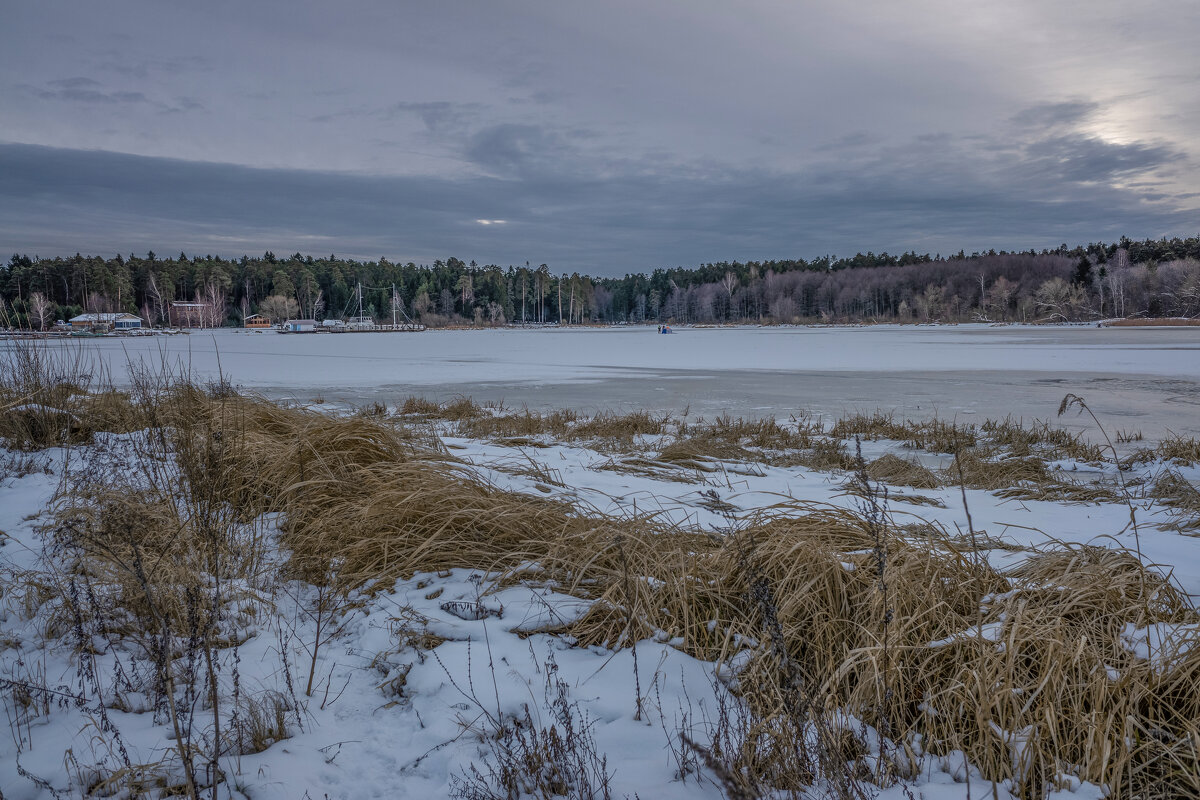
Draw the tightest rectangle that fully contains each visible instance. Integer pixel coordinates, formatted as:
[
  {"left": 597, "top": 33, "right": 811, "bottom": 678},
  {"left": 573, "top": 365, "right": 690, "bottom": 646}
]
[
  {"left": 947, "top": 448, "right": 1122, "bottom": 504},
  {"left": 398, "top": 395, "right": 441, "bottom": 416},
  {"left": 397, "top": 394, "right": 485, "bottom": 420},
  {"left": 1157, "top": 435, "right": 1200, "bottom": 466},
  {"left": 0, "top": 342, "right": 144, "bottom": 448},
  {"left": 456, "top": 408, "right": 665, "bottom": 450},
  {"left": 657, "top": 437, "right": 754, "bottom": 471},
  {"left": 554, "top": 497, "right": 1199, "bottom": 797},
  {"left": 758, "top": 437, "right": 857, "bottom": 472},
  {"left": 829, "top": 411, "right": 909, "bottom": 442},
  {"left": 440, "top": 395, "right": 487, "bottom": 420},
  {"left": 831, "top": 412, "right": 977, "bottom": 453},
  {"left": 572, "top": 409, "right": 668, "bottom": 441},
  {"left": 982, "top": 417, "right": 1105, "bottom": 462},
  {"left": 949, "top": 449, "right": 1054, "bottom": 491},
  {"left": 228, "top": 691, "right": 294, "bottom": 756},
  {"left": 865, "top": 453, "right": 941, "bottom": 489},
  {"left": 591, "top": 456, "right": 707, "bottom": 484},
  {"left": 702, "top": 414, "right": 820, "bottom": 451},
  {"left": 490, "top": 453, "right": 567, "bottom": 488},
  {"left": 457, "top": 409, "right": 578, "bottom": 441},
  {"left": 1150, "top": 471, "right": 1200, "bottom": 531}
]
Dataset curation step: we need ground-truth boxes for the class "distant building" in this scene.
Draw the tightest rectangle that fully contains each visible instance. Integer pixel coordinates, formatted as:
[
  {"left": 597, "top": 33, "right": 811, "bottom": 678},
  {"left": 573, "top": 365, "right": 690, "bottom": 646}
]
[
  {"left": 169, "top": 301, "right": 218, "bottom": 328},
  {"left": 69, "top": 313, "right": 142, "bottom": 331},
  {"left": 244, "top": 313, "right": 272, "bottom": 329},
  {"left": 285, "top": 319, "right": 317, "bottom": 332}
]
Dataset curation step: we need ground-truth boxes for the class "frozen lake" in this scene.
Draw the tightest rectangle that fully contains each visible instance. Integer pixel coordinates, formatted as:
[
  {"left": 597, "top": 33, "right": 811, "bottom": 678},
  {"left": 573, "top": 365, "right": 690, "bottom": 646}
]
[{"left": 11, "top": 324, "right": 1200, "bottom": 438}]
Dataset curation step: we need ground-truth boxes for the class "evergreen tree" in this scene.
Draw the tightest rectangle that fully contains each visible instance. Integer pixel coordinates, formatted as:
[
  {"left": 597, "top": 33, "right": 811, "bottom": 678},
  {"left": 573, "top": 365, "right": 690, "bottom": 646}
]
[{"left": 1072, "top": 256, "right": 1093, "bottom": 287}]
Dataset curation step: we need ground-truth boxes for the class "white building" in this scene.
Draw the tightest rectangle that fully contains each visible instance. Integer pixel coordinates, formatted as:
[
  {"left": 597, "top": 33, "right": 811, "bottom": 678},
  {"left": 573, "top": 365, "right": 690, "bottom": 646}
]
[
  {"left": 285, "top": 319, "right": 317, "bottom": 332},
  {"left": 68, "top": 313, "right": 143, "bottom": 331}
]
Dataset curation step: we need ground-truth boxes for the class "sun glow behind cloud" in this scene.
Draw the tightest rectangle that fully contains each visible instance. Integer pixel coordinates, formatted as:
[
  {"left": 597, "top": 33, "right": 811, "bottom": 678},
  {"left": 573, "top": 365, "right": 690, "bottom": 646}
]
[{"left": 475, "top": 219, "right": 507, "bottom": 225}]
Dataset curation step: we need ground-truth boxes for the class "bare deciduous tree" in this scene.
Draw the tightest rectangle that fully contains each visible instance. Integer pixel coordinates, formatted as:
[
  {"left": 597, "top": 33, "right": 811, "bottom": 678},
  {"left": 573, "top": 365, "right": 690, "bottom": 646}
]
[
  {"left": 199, "top": 283, "right": 227, "bottom": 328},
  {"left": 29, "top": 291, "right": 53, "bottom": 330},
  {"left": 985, "top": 276, "right": 1016, "bottom": 321},
  {"left": 721, "top": 271, "right": 739, "bottom": 321},
  {"left": 259, "top": 294, "right": 299, "bottom": 323},
  {"left": 1035, "top": 277, "right": 1092, "bottom": 322},
  {"left": 147, "top": 273, "right": 168, "bottom": 325}
]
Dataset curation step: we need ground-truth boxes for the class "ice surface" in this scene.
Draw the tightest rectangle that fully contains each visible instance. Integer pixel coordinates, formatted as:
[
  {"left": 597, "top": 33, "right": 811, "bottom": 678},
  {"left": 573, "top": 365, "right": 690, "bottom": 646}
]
[{"left": 10, "top": 324, "right": 1198, "bottom": 439}]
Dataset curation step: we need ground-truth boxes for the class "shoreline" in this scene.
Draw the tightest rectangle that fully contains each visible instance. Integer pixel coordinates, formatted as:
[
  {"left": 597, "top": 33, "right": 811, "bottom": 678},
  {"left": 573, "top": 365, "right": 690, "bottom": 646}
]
[{"left": 5, "top": 316, "right": 1200, "bottom": 338}]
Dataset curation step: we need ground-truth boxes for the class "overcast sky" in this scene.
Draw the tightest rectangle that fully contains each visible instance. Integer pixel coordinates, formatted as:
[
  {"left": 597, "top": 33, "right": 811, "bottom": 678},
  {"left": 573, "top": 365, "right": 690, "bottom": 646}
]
[{"left": 2, "top": 1, "right": 1198, "bottom": 273}]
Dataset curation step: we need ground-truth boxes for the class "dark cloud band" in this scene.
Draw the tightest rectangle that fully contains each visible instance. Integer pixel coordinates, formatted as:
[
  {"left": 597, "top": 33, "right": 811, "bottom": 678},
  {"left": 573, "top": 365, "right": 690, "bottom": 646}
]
[{"left": 0, "top": 139, "right": 1191, "bottom": 271}]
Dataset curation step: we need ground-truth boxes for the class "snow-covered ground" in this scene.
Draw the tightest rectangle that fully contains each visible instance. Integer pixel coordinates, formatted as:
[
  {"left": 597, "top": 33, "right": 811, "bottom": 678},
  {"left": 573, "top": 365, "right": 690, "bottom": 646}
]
[
  {"left": 442, "top": 432, "right": 1200, "bottom": 603},
  {"left": 2, "top": 410, "right": 1196, "bottom": 798},
  {"left": 2, "top": 327, "right": 1198, "bottom": 798},
  {"left": 6, "top": 324, "right": 1199, "bottom": 438}
]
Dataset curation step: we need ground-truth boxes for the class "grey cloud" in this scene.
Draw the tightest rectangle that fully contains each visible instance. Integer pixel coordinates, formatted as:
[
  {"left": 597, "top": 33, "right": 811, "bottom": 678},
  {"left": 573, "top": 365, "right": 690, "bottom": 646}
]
[
  {"left": 381, "top": 101, "right": 482, "bottom": 133},
  {"left": 1, "top": 142, "right": 1192, "bottom": 272},
  {"left": 25, "top": 83, "right": 150, "bottom": 104},
  {"left": 47, "top": 77, "right": 102, "bottom": 89},
  {"left": 312, "top": 101, "right": 482, "bottom": 133},
  {"left": 162, "top": 96, "right": 206, "bottom": 114},
  {"left": 97, "top": 54, "right": 211, "bottom": 79},
  {"left": 1012, "top": 101, "right": 1101, "bottom": 130},
  {"left": 1024, "top": 134, "right": 1183, "bottom": 183},
  {"left": 464, "top": 124, "right": 575, "bottom": 177},
  {"left": 22, "top": 79, "right": 204, "bottom": 113},
  {"left": 814, "top": 132, "right": 882, "bottom": 153},
  {"left": 506, "top": 90, "right": 564, "bottom": 106}
]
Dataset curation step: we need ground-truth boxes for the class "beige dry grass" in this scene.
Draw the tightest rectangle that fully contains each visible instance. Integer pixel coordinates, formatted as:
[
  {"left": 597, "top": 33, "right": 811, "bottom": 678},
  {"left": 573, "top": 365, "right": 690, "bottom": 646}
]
[
  {"left": 698, "top": 414, "right": 821, "bottom": 451},
  {"left": 829, "top": 411, "right": 910, "bottom": 443},
  {"left": 557, "top": 501, "right": 1200, "bottom": 796},
  {"left": 981, "top": 417, "right": 1105, "bottom": 462},
  {"left": 1157, "top": 435, "right": 1200, "bottom": 466},
  {"left": 396, "top": 394, "right": 485, "bottom": 420},
  {"left": 456, "top": 409, "right": 577, "bottom": 441},
  {"left": 572, "top": 409, "right": 667, "bottom": 441},
  {"left": 398, "top": 395, "right": 440, "bottom": 416},
  {"left": 947, "top": 448, "right": 1123, "bottom": 504},
  {"left": 0, "top": 342, "right": 144, "bottom": 448},
  {"left": 591, "top": 455, "right": 707, "bottom": 484},
  {"left": 454, "top": 407, "right": 667, "bottom": 451},
  {"left": 830, "top": 412, "right": 978, "bottom": 453},
  {"left": 1150, "top": 471, "right": 1200, "bottom": 532},
  {"left": 1103, "top": 317, "right": 1200, "bottom": 327},
  {"left": 657, "top": 436, "right": 754, "bottom": 471},
  {"left": 948, "top": 448, "right": 1054, "bottom": 490},
  {"left": 865, "top": 453, "right": 941, "bottom": 489}
]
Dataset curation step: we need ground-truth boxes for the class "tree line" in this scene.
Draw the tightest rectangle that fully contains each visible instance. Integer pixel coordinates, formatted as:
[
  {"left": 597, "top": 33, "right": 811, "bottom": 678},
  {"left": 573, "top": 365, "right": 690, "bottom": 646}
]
[{"left": 2, "top": 235, "right": 1198, "bottom": 330}]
